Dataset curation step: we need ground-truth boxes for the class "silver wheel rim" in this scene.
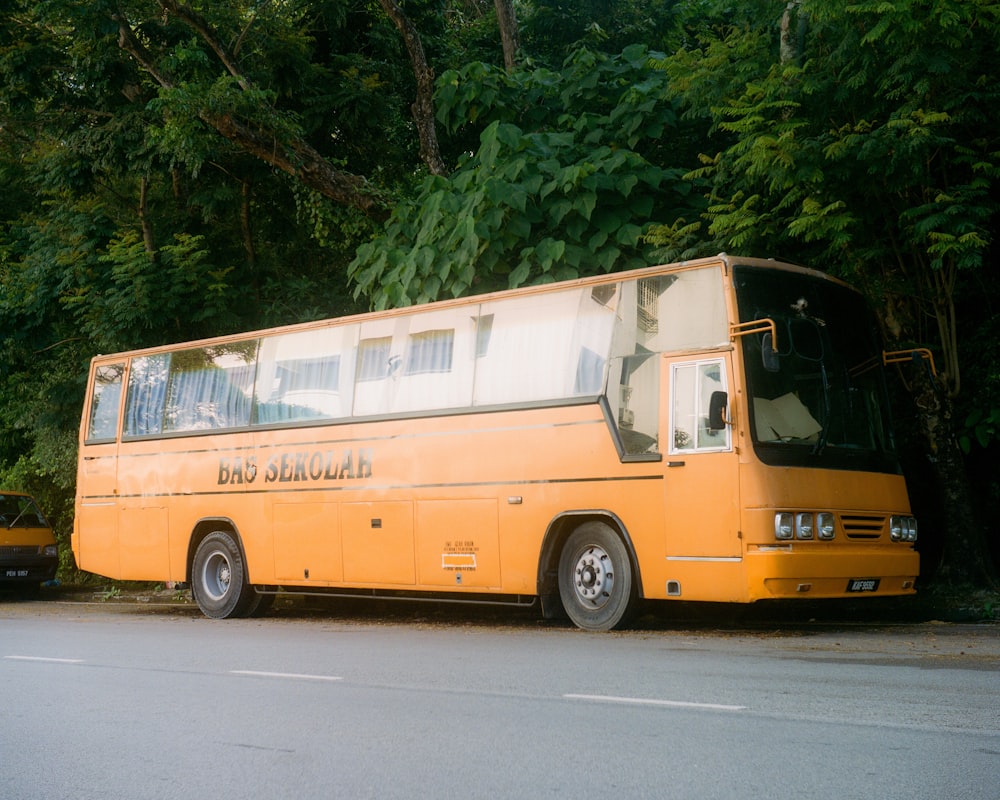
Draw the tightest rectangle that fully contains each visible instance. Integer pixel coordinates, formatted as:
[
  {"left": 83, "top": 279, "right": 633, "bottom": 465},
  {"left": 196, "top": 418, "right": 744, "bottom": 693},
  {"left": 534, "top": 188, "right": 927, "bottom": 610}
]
[
  {"left": 201, "top": 550, "right": 232, "bottom": 602},
  {"left": 571, "top": 544, "right": 614, "bottom": 608}
]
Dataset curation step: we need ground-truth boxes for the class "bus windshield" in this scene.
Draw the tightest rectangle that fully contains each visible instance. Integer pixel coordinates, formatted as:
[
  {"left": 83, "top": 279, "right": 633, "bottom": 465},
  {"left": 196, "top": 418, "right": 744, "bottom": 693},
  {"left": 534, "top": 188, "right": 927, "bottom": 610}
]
[{"left": 733, "top": 264, "right": 899, "bottom": 474}]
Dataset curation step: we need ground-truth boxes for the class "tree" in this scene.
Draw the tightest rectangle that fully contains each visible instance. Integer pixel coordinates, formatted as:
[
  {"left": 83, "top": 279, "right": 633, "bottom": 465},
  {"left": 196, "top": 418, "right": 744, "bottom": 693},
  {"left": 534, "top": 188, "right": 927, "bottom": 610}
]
[
  {"left": 652, "top": 0, "right": 1000, "bottom": 586},
  {"left": 349, "top": 45, "right": 695, "bottom": 307},
  {"left": 111, "top": 0, "right": 386, "bottom": 216}
]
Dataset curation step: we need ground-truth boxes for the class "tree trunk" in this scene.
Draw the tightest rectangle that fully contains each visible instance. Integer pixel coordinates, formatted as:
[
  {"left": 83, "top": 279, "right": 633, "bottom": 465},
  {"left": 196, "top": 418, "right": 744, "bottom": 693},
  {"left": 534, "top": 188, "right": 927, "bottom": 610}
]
[
  {"left": 779, "top": 2, "right": 807, "bottom": 65},
  {"left": 494, "top": 0, "right": 521, "bottom": 71},
  {"left": 204, "top": 108, "right": 387, "bottom": 218},
  {"left": 875, "top": 233, "right": 993, "bottom": 589},
  {"left": 908, "top": 365, "right": 996, "bottom": 588},
  {"left": 376, "top": 0, "right": 448, "bottom": 176}
]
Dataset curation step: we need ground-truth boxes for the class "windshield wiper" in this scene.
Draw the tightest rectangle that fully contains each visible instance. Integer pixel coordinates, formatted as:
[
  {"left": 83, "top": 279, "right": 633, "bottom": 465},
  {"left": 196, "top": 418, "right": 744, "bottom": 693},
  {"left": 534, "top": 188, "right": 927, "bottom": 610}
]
[{"left": 6, "top": 501, "right": 38, "bottom": 529}]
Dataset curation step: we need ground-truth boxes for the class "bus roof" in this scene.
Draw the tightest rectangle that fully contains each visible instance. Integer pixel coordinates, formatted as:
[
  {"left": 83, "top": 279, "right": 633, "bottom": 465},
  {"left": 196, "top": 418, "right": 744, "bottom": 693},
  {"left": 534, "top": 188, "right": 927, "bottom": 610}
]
[{"left": 88, "top": 254, "right": 842, "bottom": 363}]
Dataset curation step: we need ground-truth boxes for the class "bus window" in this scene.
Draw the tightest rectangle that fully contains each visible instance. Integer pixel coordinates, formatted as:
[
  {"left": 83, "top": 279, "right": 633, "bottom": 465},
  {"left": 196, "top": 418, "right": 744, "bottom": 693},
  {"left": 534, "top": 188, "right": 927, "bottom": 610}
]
[
  {"left": 163, "top": 343, "right": 257, "bottom": 432},
  {"left": 86, "top": 363, "right": 125, "bottom": 442},
  {"left": 404, "top": 329, "right": 454, "bottom": 375},
  {"left": 473, "top": 286, "right": 616, "bottom": 406},
  {"left": 608, "top": 353, "right": 660, "bottom": 456},
  {"left": 671, "top": 359, "right": 730, "bottom": 452},
  {"left": 393, "top": 308, "right": 475, "bottom": 413},
  {"left": 638, "top": 270, "right": 728, "bottom": 353},
  {"left": 123, "top": 354, "right": 169, "bottom": 437},
  {"left": 253, "top": 326, "right": 357, "bottom": 424},
  {"left": 357, "top": 336, "right": 393, "bottom": 381}
]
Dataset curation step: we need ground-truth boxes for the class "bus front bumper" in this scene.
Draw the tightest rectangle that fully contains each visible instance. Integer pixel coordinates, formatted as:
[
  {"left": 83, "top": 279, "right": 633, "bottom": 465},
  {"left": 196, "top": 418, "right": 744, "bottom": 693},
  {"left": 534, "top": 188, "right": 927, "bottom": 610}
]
[{"left": 744, "top": 546, "right": 919, "bottom": 601}]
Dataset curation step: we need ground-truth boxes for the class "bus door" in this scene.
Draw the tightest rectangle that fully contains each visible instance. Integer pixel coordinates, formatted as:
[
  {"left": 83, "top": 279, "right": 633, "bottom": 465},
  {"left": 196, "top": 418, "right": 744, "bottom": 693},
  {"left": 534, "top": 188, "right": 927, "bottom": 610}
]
[
  {"left": 77, "top": 362, "right": 126, "bottom": 578},
  {"left": 661, "top": 354, "right": 742, "bottom": 586}
]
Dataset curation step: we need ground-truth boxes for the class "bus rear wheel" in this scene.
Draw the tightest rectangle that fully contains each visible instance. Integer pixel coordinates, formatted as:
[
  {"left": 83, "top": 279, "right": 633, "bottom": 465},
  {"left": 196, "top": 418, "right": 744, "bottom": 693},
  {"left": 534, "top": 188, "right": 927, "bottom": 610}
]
[
  {"left": 191, "top": 530, "right": 253, "bottom": 619},
  {"left": 557, "top": 522, "right": 637, "bottom": 631}
]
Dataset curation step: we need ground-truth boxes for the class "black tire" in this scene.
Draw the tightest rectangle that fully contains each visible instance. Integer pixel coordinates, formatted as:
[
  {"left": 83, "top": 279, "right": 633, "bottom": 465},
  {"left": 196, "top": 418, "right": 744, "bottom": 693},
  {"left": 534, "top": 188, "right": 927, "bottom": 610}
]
[
  {"left": 191, "top": 530, "right": 253, "bottom": 619},
  {"left": 557, "top": 522, "right": 637, "bottom": 631}
]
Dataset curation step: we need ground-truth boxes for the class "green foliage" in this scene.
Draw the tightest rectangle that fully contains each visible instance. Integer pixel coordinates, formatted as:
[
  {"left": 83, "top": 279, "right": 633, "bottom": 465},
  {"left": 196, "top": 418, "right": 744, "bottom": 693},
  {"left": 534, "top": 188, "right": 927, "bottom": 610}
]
[
  {"left": 351, "top": 45, "right": 692, "bottom": 307},
  {"left": 520, "top": 0, "right": 690, "bottom": 62},
  {"left": 655, "top": 0, "right": 1000, "bottom": 276},
  {"left": 959, "top": 408, "right": 1000, "bottom": 454}
]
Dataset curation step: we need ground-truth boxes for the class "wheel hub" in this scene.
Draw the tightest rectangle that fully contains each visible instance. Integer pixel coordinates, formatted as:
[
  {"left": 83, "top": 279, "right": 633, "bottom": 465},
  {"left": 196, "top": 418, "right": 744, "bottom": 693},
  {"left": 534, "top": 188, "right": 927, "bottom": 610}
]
[
  {"left": 203, "top": 552, "right": 232, "bottom": 601},
  {"left": 573, "top": 545, "right": 613, "bottom": 606}
]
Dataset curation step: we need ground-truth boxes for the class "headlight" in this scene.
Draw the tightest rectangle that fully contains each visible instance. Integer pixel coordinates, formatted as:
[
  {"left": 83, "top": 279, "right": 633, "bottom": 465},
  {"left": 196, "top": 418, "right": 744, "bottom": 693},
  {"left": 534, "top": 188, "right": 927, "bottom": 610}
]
[
  {"left": 775, "top": 512, "right": 794, "bottom": 540},
  {"left": 890, "top": 516, "right": 918, "bottom": 543},
  {"left": 817, "top": 512, "right": 835, "bottom": 540},
  {"left": 43, "top": 544, "right": 58, "bottom": 557},
  {"left": 795, "top": 512, "right": 814, "bottom": 539}
]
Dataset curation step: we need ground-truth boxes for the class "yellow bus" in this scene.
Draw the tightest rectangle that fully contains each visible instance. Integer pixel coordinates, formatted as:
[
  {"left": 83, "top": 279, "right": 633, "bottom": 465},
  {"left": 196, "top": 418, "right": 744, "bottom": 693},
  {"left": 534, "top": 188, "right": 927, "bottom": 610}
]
[{"left": 73, "top": 255, "right": 919, "bottom": 629}]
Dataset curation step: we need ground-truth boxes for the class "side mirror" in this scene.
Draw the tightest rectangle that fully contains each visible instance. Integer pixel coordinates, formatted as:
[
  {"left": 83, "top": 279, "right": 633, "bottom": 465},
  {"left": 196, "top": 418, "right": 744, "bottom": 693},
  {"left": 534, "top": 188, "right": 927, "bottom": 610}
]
[
  {"left": 762, "top": 332, "right": 780, "bottom": 372},
  {"left": 708, "top": 391, "right": 728, "bottom": 430}
]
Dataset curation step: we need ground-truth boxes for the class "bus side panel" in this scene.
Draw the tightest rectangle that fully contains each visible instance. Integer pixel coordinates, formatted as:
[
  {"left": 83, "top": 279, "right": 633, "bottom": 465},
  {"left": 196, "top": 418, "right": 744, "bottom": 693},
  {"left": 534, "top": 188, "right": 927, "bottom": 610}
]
[
  {"left": 659, "top": 560, "right": 747, "bottom": 603},
  {"left": 118, "top": 505, "right": 168, "bottom": 581},
  {"left": 342, "top": 501, "right": 415, "bottom": 585},
  {"left": 416, "top": 499, "right": 501, "bottom": 589},
  {"left": 75, "top": 442, "right": 121, "bottom": 579},
  {"left": 273, "top": 501, "right": 343, "bottom": 583},
  {"left": 75, "top": 502, "right": 121, "bottom": 579}
]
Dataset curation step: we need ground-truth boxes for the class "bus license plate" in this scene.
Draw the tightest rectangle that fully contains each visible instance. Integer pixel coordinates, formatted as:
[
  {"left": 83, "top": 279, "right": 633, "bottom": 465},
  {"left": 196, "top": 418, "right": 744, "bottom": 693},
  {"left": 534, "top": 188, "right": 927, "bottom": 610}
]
[
  {"left": 5, "top": 569, "right": 30, "bottom": 578},
  {"left": 847, "top": 578, "right": 880, "bottom": 593}
]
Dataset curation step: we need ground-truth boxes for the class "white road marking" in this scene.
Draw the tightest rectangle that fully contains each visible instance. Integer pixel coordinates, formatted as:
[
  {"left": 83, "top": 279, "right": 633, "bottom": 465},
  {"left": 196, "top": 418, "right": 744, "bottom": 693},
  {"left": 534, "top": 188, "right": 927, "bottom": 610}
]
[
  {"left": 230, "top": 670, "right": 343, "bottom": 682},
  {"left": 564, "top": 693, "right": 745, "bottom": 712},
  {"left": 5, "top": 655, "right": 84, "bottom": 664}
]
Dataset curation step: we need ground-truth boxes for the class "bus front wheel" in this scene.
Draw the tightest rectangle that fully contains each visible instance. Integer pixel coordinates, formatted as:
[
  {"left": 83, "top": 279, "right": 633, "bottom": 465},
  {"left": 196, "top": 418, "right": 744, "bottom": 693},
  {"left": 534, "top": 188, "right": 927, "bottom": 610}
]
[
  {"left": 191, "top": 530, "right": 253, "bottom": 619},
  {"left": 557, "top": 522, "right": 637, "bottom": 631}
]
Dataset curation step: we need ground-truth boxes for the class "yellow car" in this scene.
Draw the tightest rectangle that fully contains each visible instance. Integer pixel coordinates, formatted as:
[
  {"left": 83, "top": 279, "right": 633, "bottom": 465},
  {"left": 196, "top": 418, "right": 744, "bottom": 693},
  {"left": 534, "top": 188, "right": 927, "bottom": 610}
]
[{"left": 0, "top": 492, "right": 58, "bottom": 587}]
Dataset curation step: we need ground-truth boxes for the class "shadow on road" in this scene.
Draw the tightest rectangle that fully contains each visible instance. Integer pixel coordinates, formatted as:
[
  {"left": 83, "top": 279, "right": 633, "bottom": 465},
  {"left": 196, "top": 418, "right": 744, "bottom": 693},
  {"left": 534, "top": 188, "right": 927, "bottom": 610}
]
[{"left": 11, "top": 581, "right": 996, "bottom": 635}]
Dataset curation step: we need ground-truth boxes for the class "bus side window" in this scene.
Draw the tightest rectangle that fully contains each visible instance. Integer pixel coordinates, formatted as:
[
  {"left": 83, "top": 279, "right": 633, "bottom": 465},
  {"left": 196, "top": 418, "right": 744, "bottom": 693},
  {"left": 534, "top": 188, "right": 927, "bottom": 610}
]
[
  {"left": 124, "top": 354, "right": 170, "bottom": 437},
  {"left": 86, "top": 363, "right": 125, "bottom": 442},
  {"left": 164, "top": 345, "right": 256, "bottom": 432},
  {"left": 253, "top": 327, "right": 355, "bottom": 424}
]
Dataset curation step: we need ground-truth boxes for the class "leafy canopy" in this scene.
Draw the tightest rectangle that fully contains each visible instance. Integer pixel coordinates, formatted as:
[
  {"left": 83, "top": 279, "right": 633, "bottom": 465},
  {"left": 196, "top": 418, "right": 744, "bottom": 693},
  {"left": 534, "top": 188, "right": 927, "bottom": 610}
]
[{"left": 350, "top": 44, "right": 695, "bottom": 307}]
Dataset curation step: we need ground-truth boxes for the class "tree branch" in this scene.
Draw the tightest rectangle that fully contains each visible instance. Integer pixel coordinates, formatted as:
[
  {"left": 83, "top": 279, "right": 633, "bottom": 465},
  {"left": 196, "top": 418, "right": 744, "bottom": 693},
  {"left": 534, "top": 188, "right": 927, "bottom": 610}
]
[
  {"left": 158, "top": 0, "right": 249, "bottom": 90},
  {"left": 114, "top": 7, "right": 388, "bottom": 219}
]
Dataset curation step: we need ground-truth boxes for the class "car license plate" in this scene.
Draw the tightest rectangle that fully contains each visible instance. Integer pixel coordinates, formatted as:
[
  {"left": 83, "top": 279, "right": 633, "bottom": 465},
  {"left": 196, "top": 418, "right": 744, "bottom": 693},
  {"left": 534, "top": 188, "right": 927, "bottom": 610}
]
[
  {"left": 847, "top": 578, "right": 879, "bottom": 593},
  {"left": 5, "top": 569, "right": 30, "bottom": 577}
]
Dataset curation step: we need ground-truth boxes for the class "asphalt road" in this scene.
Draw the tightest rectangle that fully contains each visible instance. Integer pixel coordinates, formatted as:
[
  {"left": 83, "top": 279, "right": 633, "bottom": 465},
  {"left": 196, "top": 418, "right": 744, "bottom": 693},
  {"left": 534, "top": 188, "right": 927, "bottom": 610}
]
[{"left": 1, "top": 591, "right": 997, "bottom": 800}]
